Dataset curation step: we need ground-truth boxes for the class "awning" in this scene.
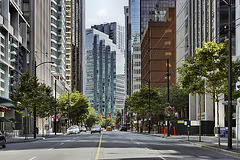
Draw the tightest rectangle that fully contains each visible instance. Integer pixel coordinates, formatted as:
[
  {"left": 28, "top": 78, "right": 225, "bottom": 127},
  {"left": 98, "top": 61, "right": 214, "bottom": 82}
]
[
  {"left": 0, "top": 117, "right": 11, "bottom": 122},
  {"left": 0, "top": 96, "right": 15, "bottom": 108}
]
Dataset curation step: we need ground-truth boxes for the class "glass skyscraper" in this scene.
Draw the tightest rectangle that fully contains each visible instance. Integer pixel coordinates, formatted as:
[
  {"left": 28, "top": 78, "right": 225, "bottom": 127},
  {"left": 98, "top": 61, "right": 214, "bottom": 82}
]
[
  {"left": 140, "top": 0, "right": 175, "bottom": 36},
  {"left": 86, "top": 29, "right": 118, "bottom": 118}
]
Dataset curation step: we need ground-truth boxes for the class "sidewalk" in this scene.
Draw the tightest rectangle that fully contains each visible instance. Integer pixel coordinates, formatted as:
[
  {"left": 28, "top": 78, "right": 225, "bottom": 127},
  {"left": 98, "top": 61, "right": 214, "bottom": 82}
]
[
  {"left": 6, "top": 133, "right": 63, "bottom": 144},
  {"left": 148, "top": 133, "right": 240, "bottom": 158}
]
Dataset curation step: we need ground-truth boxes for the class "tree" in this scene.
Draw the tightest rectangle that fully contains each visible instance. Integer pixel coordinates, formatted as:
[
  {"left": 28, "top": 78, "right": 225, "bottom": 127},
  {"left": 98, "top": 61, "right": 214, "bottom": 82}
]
[
  {"left": 86, "top": 107, "right": 98, "bottom": 127},
  {"left": 37, "top": 83, "right": 57, "bottom": 118},
  {"left": 10, "top": 71, "right": 39, "bottom": 113},
  {"left": 178, "top": 40, "right": 240, "bottom": 141},
  {"left": 58, "top": 91, "right": 90, "bottom": 124},
  {"left": 10, "top": 71, "right": 57, "bottom": 118},
  {"left": 159, "top": 84, "right": 189, "bottom": 119},
  {"left": 116, "top": 109, "right": 122, "bottom": 126}
]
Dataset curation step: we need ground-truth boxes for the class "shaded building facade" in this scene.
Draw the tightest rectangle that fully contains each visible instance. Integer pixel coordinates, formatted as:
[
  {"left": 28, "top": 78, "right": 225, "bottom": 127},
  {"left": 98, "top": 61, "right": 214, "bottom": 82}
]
[{"left": 70, "top": 0, "right": 85, "bottom": 93}]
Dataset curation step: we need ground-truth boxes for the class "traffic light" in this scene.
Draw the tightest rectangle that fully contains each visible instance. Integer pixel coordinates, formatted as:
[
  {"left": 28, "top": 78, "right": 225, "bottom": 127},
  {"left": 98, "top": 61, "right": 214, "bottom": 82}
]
[
  {"left": 107, "top": 115, "right": 110, "bottom": 118},
  {"left": 99, "top": 115, "right": 102, "bottom": 118}
]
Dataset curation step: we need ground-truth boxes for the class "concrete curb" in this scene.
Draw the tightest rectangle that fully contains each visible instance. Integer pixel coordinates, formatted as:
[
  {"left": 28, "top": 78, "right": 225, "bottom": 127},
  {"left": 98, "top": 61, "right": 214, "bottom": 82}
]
[
  {"left": 180, "top": 140, "right": 240, "bottom": 158},
  {"left": 131, "top": 132, "right": 240, "bottom": 158}
]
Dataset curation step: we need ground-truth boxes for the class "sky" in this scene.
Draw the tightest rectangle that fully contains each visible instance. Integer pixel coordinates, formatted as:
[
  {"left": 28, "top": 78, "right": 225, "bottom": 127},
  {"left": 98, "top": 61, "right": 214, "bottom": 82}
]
[{"left": 85, "top": 0, "right": 128, "bottom": 28}]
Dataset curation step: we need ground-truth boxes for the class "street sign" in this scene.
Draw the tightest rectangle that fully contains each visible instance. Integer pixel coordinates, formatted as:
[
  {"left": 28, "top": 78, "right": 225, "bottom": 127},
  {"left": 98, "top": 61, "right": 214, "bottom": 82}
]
[{"left": 220, "top": 128, "right": 226, "bottom": 137}]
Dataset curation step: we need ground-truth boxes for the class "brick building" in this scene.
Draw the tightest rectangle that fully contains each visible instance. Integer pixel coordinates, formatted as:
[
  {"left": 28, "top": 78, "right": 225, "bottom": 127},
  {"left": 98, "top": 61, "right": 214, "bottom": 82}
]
[{"left": 141, "top": 8, "right": 176, "bottom": 88}]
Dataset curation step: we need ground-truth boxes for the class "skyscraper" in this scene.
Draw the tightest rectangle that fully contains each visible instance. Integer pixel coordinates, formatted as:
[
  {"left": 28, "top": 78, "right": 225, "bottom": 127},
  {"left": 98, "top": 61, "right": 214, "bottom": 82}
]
[
  {"left": 66, "top": 0, "right": 85, "bottom": 93},
  {"left": 0, "top": 0, "right": 29, "bottom": 131},
  {"left": 86, "top": 28, "right": 121, "bottom": 118},
  {"left": 91, "top": 22, "right": 125, "bottom": 52},
  {"left": 51, "top": 0, "right": 65, "bottom": 80},
  {"left": 126, "top": 0, "right": 141, "bottom": 96},
  {"left": 176, "top": 1, "right": 236, "bottom": 123},
  {"left": 140, "top": 0, "right": 175, "bottom": 36}
]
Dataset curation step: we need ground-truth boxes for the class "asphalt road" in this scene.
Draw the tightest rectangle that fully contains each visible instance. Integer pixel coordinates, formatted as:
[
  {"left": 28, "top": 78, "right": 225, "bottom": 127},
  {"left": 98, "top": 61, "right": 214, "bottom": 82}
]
[{"left": 0, "top": 130, "right": 238, "bottom": 160}]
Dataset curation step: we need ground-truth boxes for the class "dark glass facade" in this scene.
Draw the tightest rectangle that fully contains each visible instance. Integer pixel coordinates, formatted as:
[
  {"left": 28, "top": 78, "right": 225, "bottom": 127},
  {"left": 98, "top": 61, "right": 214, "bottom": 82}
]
[{"left": 140, "top": 0, "right": 175, "bottom": 36}]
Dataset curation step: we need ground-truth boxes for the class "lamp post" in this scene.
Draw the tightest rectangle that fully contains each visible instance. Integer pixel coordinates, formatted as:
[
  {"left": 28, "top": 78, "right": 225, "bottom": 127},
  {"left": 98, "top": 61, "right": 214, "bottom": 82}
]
[
  {"left": 139, "top": 79, "right": 151, "bottom": 134},
  {"left": 222, "top": 0, "right": 233, "bottom": 149},
  {"left": 34, "top": 61, "right": 54, "bottom": 139},
  {"left": 65, "top": 88, "right": 70, "bottom": 128}
]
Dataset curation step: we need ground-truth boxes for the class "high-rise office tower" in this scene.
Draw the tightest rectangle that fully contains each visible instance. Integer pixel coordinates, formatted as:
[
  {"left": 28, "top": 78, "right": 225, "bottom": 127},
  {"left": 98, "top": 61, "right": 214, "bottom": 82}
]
[
  {"left": 51, "top": 0, "right": 65, "bottom": 80},
  {"left": 86, "top": 28, "right": 120, "bottom": 118},
  {"left": 125, "top": 0, "right": 141, "bottom": 96},
  {"left": 0, "top": 0, "right": 29, "bottom": 131},
  {"left": 23, "top": 1, "right": 52, "bottom": 87},
  {"left": 71, "top": 0, "right": 85, "bottom": 93},
  {"left": 91, "top": 22, "right": 125, "bottom": 53},
  {"left": 140, "top": 0, "right": 175, "bottom": 36},
  {"left": 176, "top": 1, "right": 236, "bottom": 123},
  {"left": 65, "top": 0, "right": 72, "bottom": 89}
]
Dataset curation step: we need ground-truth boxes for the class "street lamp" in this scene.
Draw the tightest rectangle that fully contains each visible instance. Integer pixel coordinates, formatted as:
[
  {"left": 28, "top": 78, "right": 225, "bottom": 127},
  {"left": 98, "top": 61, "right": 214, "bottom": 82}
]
[
  {"left": 138, "top": 78, "right": 151, "bottom": 134},
  {"left": 34, "top": 61, "right": 54, "bottom": 139},
  {"left": 65, "top": 87, "right": 70, "bottom": 128},
  {"left": 222, "top": 0, "right": 233, "bottom": 149}
]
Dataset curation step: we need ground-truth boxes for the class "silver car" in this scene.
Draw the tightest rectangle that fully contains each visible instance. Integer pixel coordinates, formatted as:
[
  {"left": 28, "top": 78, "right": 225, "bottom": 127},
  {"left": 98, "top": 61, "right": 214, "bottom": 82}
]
[
  {"left": 67, "top": 125, "right": 80, "bottom": 134},
  {"left": 91, "top": 125, "right": 101, "bottom": 134}
]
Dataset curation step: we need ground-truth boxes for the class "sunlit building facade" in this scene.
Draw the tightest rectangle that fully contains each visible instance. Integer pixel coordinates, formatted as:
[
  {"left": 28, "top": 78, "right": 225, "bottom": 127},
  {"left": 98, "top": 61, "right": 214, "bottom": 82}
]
[
  {"left": 86, "top": 28, "right": 120, "bottom": 118},
  {"left": 51, "top": 0, "right": 65, "bottom": 79}
]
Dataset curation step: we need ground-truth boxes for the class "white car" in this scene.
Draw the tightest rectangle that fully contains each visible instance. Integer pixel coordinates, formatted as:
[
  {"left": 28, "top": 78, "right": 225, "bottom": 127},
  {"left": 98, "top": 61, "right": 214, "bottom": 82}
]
[
  {"left": 80, "top": 126, "right": 87, "bottom": 132},
  {"left": 91, "top": 125, "right": 101, "bottom": 134},
  {"left": 67, "top": 125, "right": 80, "bottom": 134}
]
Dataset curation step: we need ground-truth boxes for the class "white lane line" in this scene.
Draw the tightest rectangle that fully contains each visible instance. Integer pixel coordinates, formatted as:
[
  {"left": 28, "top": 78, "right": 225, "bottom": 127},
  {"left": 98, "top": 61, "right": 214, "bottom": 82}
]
[
  {"left": 48, "top": 148, "right": 53, "bottom": 151},
  {"left": 145, "top": 147, "right": 149, "bottom": 150},
  {"left": 136, "top": 142, "right": 140, "bottom": 145},
  {"left": 159, "top": 155, "right": 166, "bottom": 160},
  {"left": 28, "top": 156, "right": 36, "bottom": 160},
  {"left": 60, "top": 143, "right": 64, "bottom": 145}
]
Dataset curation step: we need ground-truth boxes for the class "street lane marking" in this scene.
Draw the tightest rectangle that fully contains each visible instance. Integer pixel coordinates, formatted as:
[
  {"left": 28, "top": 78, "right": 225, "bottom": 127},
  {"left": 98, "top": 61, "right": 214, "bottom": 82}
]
[
  {"left": 145, "top": 147, "right": 149, "bottom": 150},
  {"left": 28, "top": 157, "right": 36, "bottom": 160},
  {"left": 159, "top": 155, "right": 166, "bottom": 160},
  {"left": 95, "top": 131, "right": 104, "bottom": 160},
  {"left": 48, "top": 148, "right": 53, "bottom": 151},
  {"left": 60, "top": 143, "right": 64, "bottom": 145}
]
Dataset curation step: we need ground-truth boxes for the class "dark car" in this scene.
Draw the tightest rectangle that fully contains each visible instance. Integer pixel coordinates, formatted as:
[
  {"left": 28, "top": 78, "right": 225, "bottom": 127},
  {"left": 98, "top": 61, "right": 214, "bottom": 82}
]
[
  {"left": 119, "top": 126, "right": 127, "bottom": 131},
  {"left": 0, "top": 131, "right": 6, "bottom": 148}
]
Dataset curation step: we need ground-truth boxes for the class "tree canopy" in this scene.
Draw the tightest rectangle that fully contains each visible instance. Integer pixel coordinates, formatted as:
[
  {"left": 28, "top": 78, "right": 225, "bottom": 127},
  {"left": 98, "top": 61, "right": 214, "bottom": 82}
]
[{"left": 58, "top": 91, "right": 90, "bottom": 124}]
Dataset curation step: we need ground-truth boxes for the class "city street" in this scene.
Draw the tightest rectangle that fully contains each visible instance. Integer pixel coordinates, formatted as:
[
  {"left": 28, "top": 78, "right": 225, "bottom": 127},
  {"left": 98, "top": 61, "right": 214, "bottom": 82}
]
[{"left": 0, "top": 130, "right": 238, "bottom": 160}]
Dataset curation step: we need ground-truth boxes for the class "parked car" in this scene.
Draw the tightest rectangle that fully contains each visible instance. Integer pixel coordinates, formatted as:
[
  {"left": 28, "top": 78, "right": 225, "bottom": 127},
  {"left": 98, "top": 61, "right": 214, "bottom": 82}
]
[
  {"left": 119, "top": 126, "right": 127, "bottom": 131},
  {"left": 67, "top": 125, "right": 80, "bottom": 134},
  {"left": 91, "top": 125, "right": 101, "bottom": 134},
  {"left": 0, "top": 131, "right": 6, "bottom": 148},
  {"left": 106, "top": 126, "right": 112, "bottom": 131},
  {"left": 80, "top": 126, "right": 87, "bottom": 132}
]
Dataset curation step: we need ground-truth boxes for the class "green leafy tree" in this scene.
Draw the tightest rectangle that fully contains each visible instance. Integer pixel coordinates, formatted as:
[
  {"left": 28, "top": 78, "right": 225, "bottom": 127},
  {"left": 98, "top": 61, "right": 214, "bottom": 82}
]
[
  {"left": 37, "top": 83, "right": 58, "bottom": 118},
  {"left": 178, "top": 40, "right": 240, "bottom": 141},
  {"left": 58, "top": 91, "right": 90, "bottom": 124},
  {"left": 116, "top": 109, "right": 122, "bottom": 126},
  {"left": 10, "top": 71, "right": 39, "bottom": 113},
  {"left": 159, "top": 84, "right": 189, "bottom": 119},
  {"left": 86, "top": 107, "right": 98, "bottom": 127}
]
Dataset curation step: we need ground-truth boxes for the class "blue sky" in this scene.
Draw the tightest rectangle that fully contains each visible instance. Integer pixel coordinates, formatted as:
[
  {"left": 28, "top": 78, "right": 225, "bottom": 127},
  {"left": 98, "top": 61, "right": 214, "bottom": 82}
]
[{"left": 86, "top": 0, "right": 128, "bottom": 28}]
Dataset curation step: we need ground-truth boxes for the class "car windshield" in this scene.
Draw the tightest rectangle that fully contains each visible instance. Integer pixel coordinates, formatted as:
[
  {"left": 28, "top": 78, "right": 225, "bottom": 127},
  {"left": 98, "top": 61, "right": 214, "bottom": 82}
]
[{"left": 92, "top": 125, "right": 100, "bottom": 128}]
